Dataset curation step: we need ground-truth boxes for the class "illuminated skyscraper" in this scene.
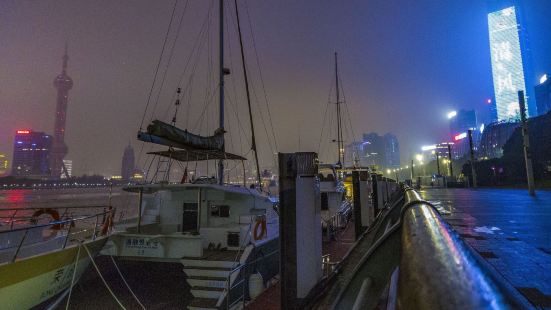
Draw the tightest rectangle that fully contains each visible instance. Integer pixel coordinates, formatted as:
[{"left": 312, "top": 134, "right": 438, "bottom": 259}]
[
  {"left": 50, "top": 45, "right": 73, "bottom": 179},
  {"left": 0, "top": 153, "right": 8, "bottom": 176},
  {"left": 11, "top": 130, "right": 52, "bottom": 178},
  {"left": 487, "top": 2, "right": 535, "bottom": 121}
]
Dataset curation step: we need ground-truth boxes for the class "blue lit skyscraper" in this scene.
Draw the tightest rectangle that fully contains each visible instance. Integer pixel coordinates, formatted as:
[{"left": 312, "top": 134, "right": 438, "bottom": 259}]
[
  {"left": 487, "top": 2, "right": 535, "bottom": 121},
  {"left": 11, "top": 130, "right": 52, "bottom": 178}
]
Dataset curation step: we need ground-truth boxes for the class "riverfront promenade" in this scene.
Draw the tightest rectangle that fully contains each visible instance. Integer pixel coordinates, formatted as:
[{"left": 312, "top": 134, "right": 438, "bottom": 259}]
[{"left": 422, "top": 188, "right": 551, "bottom": 308}]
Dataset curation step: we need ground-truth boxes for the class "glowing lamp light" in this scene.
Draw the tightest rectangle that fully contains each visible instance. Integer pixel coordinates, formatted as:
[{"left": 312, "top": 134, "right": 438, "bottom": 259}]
[
  {"left": 447, "top": 111, "right": 457, "bottom": 119},
  {"left": 480, "top": 124, "right": 485, "bottom": 133},
  {"left": 17, "top": 130, "right": 30, "bottom": 134},
  {"left": 486, "top": 99, "right": 492, "bottom": 104},
  {"left": 415, "top": 154, "right": 424, "bottom": 162},
  {"left": 541, "top": 74, "right": 548, "bottom": 85},
  {"left": 421, "top": 145, "right": 437, "bottom": 151},
  {"left": 454, "top": 132, "right": 467, "bottom": 141}
]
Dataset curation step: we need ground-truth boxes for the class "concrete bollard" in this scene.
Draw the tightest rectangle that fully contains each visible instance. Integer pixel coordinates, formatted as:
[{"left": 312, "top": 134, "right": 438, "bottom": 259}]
[
  {"left": 278, "top": 152, "right": 322, "bottom": 309},
  {"left": 352, "top": 170, "right": 372, "bottom": 239}
]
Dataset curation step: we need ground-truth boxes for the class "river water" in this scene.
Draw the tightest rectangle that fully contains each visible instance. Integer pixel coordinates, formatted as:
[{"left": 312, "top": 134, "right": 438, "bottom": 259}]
[{"left": 0, "top": 187, "right": 139, "bottom": 227}]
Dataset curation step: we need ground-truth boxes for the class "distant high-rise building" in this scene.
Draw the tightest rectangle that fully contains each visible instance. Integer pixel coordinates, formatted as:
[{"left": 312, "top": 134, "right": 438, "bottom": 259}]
[
  {"left": 50, "top": 45, "right": 73, "bottom": 179},
  {"left": 11, "top": 130, "right": 52, "bottom": 178},
  {"left": 448, "top": 109, "right": 477, "bottom": 138},
  {"left": 383, "top": 133, "right": 400, "bottom": 168},
  {"left": 535, "top": 74, "right": 551, "bottom": 116},
  {"left": 0, "top": 153, "right": 8, "bottom": 176},
  {"left": 61, "top": 159, "right": 73, "bottom": 179},
  {"left": 448, "top": 109, "right": 478, "bottom": 158},
  {"left": 487, "top": 2, "right": 535, "bottom": 121},
  {"left": 121, "top": 144, "right": 135, "bottom": 180},
  {"left": 345, "top": 132, "right": 400, "bottom": 170}
]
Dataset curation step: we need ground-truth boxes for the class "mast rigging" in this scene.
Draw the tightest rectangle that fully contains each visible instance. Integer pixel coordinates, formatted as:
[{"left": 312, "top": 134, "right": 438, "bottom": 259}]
[{"left": 234, "top": 0, "right": 262, "bottom": 186}]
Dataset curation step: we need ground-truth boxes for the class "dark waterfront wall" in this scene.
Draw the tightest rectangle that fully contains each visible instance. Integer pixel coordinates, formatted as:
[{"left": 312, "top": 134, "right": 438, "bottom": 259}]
[{"left": 462, "top": 110, "right": 551, "bottom": 186}]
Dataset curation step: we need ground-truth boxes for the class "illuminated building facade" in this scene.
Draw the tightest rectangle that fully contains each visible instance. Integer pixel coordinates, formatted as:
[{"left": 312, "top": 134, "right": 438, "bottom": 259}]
[
  {"left": 478, "top": 121, "right": 519, "bottom": 159},
  {"left": 61, "top": 159, "right": 73, "bottom": 179},
  {"left": 449, "top": 109, "right": 477, "bottom": 139},
  {"left": 345, "top": 133, "right": 400, "bottom": 169},
  {"left": 0, "top": 153, "right": 8, "bottom": 176},
  {"left": 535, "top": 74, "right": 551, "bottom": 116},
  {"left": 488, "top": 3, "right": 535, "bottom": 121},
  {"left": 11, "top": 130, "right": 52, "bottom": 178}
]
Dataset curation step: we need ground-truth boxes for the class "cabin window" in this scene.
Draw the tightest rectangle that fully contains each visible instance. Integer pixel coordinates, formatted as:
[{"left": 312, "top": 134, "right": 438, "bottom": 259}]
[
  {"left": 321, "top": 193, "right": 329, "bottom": 210},
  {"left": 211, "top": 205, "right": 230, "bottom": 217}
]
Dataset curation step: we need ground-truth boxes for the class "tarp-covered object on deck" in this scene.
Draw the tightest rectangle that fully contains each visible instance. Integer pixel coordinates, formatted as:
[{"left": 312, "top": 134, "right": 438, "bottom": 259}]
[{"left": 138, "top": 120, "right": 224, "bottom": 151}]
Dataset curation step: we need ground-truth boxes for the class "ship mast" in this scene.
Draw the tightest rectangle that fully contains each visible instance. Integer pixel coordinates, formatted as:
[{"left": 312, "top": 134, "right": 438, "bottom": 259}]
[
  {"left": 335, "top": 52, "right": 344, "bottom": 168},
  {"left": 234, "top": 0, "right": 262, "bottom": 186},
  {"left": 218, "top": 0, "right": 225, "bottom": 185}
]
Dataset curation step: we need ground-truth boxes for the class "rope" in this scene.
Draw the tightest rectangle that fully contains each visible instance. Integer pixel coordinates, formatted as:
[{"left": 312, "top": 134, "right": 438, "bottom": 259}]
[
  {"left": 244, "top": 0, "right": 279, "bottom": 151},
  {"left": 64, "top": 242, "right": 82, "bottom": 310},
  {"left": 150, "top": 0, "right": 190, "bottom": 123},
  {"left": 139, "top": 0, "right": 179, "bottom": 131},
  {"left": 110, "top": 256, "right": 147, "bottom": 310},
  {"left": 82, "top": 243, "right": 127, "bottom": 309}
]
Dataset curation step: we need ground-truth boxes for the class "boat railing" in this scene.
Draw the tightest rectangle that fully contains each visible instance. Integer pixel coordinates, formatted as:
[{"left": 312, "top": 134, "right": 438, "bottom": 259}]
[
  {"left": 0, "top": 208, "right": 114, "bottom": 264},
  {"left": 223, "top": 212, "right": 273, "bottom": 308},
  {"left": 0, "top": 205, "right": 113, "bottom": 230},
  {"left": 225, "top": 248, "right": 279, "bottom": 309},
  {"left": 324, "top": 200, "right": 352, "bottom": 239},
  {"left": 330, "top": 186, "right": 528, "bottom": 309}
]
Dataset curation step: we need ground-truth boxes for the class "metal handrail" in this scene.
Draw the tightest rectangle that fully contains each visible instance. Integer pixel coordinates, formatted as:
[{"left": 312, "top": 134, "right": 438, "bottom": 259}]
[
  {"left": 0, "top": 210, "right": 110, "bottom": 235},
  {"left": 2, "top": 209, "right": 113, "bottom": 264},
  {"left": 397, "top": 191, "right": 526, "bottom": 309},
  {"left": 331, "top": 187, "right": 528, "bottom": 309}
]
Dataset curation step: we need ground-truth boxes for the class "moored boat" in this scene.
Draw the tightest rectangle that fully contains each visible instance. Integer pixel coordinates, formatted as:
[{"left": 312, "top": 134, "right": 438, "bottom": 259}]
[{"left": 0, "top": 207, "right": 114, "bottom": 310}]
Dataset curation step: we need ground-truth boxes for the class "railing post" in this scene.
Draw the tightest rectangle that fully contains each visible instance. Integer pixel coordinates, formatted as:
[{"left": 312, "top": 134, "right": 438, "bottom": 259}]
[
  {"left": 10, "top": 210, "right": 18, "bottom": 230},
  {"left": 137, "top": 189, "right": 143, "bottom": 233},
  {"left": 92, "top": 214, "right": 99, "bottom": 240},
  {"left": 63, "top": 224, "right": 72, "bottom": 249},
  {"left": 12, "top": 229, "right": 29, "bottom": 263}
]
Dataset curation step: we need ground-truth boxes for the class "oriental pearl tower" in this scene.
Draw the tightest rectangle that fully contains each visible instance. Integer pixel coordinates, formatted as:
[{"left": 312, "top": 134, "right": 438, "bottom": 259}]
[{"left": 50, "top": 45, "right": 73, "bottom": 179}]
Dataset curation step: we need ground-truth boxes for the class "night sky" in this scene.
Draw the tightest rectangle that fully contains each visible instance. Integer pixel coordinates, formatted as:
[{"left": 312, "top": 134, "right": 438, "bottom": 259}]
[{"left": 1, "top": 0, "right": 550, "bottom": 176}]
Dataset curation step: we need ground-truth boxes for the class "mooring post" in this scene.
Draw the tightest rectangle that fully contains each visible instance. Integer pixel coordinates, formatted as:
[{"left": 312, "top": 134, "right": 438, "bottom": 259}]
[
  {"left": 371, "top": 174, "right": 379, "bottom": 216},
  {"left": 468, "top": 129, "right": 477, "bottom": 188},
  {"left": 137, "top": 188, "right": 143, "bottom": 233},
  {"left": 279, "top": 152, "right": 321, "bottom": 310},
  {"left": 518, "top": 91, "right": 536, "bottom": 196},
  {"left": 447, "top": 144, "right": 453, "bottom": 177},
  {"left": 352, "top": 170, "right": 370, "bottom": 239}
]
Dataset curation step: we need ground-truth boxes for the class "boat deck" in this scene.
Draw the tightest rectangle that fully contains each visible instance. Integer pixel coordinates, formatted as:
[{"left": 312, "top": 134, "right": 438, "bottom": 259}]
[{"left": 245, "top": 220, "right": 356, "bottom": 309}]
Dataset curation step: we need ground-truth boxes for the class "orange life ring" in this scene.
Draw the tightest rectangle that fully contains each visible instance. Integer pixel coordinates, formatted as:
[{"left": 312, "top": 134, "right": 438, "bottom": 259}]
[
  {"left": 32, "top": 208, "right": 62, "bottom": 230},
  {"left": 253, "top": 217, "right": 267, "bottom": 240}
]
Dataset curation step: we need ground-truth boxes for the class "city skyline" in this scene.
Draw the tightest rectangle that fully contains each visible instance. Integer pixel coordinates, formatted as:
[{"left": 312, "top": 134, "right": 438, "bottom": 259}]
[{"left": 1, "top": 0, "right": 550, "bottom": 177}]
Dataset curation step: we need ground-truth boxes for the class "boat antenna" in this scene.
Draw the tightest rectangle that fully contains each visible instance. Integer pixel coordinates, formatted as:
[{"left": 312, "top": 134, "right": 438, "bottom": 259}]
[
  {"left": 218, "top": 0, "right": 225, "bottom": 185},
  {"left": 335, "top": 52, "right": 344, "bottom": 168},
  {"left": 234, "top": 0, "right": 261, "bottom": 186}
]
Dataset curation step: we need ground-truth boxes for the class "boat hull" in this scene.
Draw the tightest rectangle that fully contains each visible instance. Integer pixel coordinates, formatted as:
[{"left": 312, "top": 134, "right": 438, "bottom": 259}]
[{"left": 0, "top": 237, "right": 107, "bottom": 310}]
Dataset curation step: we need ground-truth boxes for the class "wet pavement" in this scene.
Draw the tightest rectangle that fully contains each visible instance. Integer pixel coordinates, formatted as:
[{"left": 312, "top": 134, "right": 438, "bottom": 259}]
[{"left": 421, "top": 188, "right": 551, "bottom": 308}]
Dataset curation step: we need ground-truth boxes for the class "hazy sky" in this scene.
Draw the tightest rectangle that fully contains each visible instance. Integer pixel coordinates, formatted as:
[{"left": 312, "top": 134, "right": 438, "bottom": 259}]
[{"left": 1, "top": 0, "right": 550, "bottom": 176}]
